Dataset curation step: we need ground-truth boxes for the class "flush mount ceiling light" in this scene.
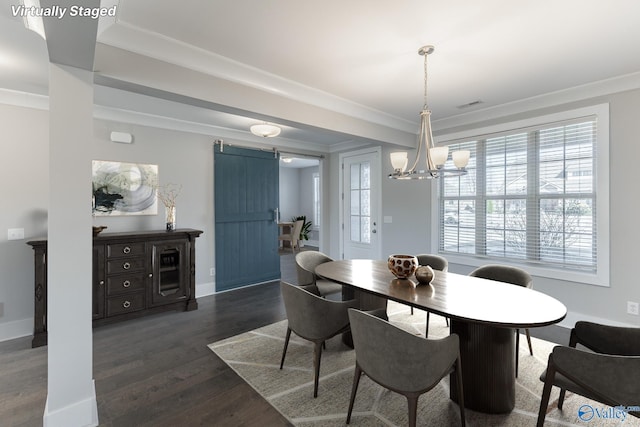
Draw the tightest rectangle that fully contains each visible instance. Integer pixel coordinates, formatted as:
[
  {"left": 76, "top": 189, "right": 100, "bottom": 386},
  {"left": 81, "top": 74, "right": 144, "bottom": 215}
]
[
  {"left": 389, "top": 45, "right": 470, "bottom": 179},
  {"left": 281, "top": 157, "right": 293, "bottom": 163},
  {"left": 250, "top": 123, "right": 281, "bottom": 138}
]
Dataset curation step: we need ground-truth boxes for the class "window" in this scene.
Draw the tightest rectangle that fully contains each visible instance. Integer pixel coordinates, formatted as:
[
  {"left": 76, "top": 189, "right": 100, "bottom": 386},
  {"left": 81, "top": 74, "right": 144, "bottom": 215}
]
[
  {"left": 350, "top": 161, "right": 371, "bottom": 243},
  {"left": 435, "top": 105, "right": 609, "bottom": 286}
]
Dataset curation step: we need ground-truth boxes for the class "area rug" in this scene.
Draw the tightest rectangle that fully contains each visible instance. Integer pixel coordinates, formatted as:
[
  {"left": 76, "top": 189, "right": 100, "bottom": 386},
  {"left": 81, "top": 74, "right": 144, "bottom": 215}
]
[{"left": 209, "top": 302, "right": 639, "bottom": 426}]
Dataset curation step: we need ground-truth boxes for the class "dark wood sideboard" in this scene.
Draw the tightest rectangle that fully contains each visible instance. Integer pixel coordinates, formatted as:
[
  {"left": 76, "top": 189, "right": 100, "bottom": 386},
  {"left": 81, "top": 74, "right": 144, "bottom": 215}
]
[{"left": 27, "top": 228, "right": 203, "bottom": 348}]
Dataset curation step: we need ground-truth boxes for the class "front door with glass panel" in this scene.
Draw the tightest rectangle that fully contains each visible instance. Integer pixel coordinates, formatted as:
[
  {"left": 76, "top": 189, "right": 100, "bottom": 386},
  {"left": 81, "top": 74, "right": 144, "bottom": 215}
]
[{"left": 342, "top": 150, "right": 380, "bottom": 260}]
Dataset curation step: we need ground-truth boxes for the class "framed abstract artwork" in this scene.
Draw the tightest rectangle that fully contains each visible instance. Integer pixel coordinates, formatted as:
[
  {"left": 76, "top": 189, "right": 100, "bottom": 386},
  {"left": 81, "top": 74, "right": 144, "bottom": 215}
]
[{"left": 92, "top": 160, "right": 158, "bottom": 216}]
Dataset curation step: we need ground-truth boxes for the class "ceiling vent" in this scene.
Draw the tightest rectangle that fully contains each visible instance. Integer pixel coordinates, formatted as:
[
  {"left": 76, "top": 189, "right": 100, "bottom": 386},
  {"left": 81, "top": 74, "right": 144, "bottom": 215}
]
[{"left": 456, "top": 100, "right": 483, "bottom": 109}]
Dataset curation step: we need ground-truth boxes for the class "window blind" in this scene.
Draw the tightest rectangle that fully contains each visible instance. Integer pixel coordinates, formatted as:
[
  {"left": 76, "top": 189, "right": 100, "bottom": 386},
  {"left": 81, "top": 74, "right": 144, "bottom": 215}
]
[{"left": 438, "top": 117, "right": 597, "bottom": 272}]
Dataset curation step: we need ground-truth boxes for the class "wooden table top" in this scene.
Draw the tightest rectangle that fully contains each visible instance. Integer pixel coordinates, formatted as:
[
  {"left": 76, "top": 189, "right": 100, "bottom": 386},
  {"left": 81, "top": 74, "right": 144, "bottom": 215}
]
[{"left": 315, "top": 259, "right": 567, "bottom": 329}]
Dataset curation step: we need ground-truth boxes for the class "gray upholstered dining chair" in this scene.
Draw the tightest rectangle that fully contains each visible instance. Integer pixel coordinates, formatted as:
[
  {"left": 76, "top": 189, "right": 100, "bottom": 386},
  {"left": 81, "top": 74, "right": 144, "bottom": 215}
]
[
  {"left": 415, "top": 254, "right": 449, "bottom": 335},
  {"left": 469, "top": 264, "right": 533, "bottom": 376},
  {"left": 346, "top": 309, "right": 466, "bottom": 427},
  {"left": 295, "top": 250, "right": 343, "bottom": 298},
  {"left": 279, "top": 281, "right": 358, "bottom": 397},
  {"left": 536, "top": 321, "right": 640, "bottom": 426}
]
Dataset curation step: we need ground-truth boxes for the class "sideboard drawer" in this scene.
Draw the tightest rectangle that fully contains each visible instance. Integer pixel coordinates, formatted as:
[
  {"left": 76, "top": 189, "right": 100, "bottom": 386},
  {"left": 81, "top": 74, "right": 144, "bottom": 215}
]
[
  {"left": 107, "top": 257, "right": 145, "bottom": 274},
  {"left": 107, "top": 242, "right": 145, "bottom": 258},
  {"left": 106, "top": 274, "right": 146, "bottom": 296},
  {"left": 106, "top": 293, "right": 145, "bottom": 316}
]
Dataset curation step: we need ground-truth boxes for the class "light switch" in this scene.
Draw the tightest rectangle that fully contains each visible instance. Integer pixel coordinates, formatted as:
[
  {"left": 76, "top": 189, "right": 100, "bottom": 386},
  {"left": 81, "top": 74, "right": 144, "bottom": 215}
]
[
  {"left": 383, "top": 216, "right": 393, "bottom": 223},
  {"left": 8, "top": 228, "right": 24, "bottom": 240}
]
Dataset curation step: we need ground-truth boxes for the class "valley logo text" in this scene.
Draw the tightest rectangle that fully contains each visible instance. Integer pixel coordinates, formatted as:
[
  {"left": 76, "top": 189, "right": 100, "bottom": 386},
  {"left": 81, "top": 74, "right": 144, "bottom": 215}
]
[
  {"left": 578, "top": 404, "right": 640, "bottom": 423},
  {"left": 11, "top": 4, "right": 117, "bottom": 20}
]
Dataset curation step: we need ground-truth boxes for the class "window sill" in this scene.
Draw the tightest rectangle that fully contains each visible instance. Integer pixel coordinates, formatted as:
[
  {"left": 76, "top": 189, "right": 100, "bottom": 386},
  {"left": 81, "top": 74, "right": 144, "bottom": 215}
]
[{"left": 441, "top": 253, "right": 609, "bottom": 287}]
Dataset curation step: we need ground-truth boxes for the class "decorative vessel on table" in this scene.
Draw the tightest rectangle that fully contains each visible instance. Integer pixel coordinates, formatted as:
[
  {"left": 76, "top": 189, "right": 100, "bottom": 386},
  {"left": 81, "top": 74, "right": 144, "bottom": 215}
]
[
  {"left": 156, "top": 183, "right": 181, "bottom": 232},
  {"left": 415, "top": 265, "right": 435, "bottom": 285},
  {"left": 387, "top": 254, "right": 419, "bottom": 279}
]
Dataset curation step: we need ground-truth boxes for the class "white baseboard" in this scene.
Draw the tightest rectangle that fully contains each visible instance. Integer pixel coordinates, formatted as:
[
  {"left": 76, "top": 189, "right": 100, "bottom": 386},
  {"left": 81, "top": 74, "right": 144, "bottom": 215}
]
[
  {"left": 0, "top": 318, "right": 32, "bottom": 342},
  {"left": 196, "top": 281, "right": 215, "bottom": 298},
  {"left": 558, "top": 310, "right": 639, "bottom": 329},
  {"left": 301, "top": 239, "right": 319, "bottom": 247},
  {"left": 43, "top": 379, "right": 98, "bottom": 427}
]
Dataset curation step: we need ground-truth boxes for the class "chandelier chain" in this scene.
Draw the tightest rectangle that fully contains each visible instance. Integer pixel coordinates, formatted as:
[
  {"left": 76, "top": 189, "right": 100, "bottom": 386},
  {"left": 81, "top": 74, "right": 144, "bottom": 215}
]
[{"left": 423, "top": 50, "right": 429, "bottom": 110}]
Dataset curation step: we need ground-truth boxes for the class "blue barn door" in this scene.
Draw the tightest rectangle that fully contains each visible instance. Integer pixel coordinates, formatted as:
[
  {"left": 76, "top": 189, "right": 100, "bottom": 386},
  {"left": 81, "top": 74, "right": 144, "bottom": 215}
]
[{"left": 214, "top": 145, "right": 280, "bottom": 291}]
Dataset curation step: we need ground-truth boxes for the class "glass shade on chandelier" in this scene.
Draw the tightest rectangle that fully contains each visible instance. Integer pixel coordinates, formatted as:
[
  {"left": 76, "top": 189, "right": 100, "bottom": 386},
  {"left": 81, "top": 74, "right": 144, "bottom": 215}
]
[{"left": 389, "top": 45, "right": 470, "bottom": 179}]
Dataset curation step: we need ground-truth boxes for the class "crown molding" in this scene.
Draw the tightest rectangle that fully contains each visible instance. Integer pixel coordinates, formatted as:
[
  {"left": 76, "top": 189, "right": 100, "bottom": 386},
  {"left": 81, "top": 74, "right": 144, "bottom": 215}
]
[
  {"left": 93, "top": 103, "right": 335, "bottom": 153},
  {"left": 97, "top": 20, "right": 415, "bottom": 133},
  {"left": 433, "top": 71, "right": 640, "bottom": 131},
  {"left": 0, "top": 88, "right": 48, "bottom": 110}
]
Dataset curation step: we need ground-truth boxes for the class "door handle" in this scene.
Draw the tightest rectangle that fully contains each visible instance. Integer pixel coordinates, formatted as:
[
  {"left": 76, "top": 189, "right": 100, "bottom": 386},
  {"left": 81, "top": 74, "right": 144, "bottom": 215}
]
[{"left": 274, "top": 208, "right": 279, "bottom": 223}]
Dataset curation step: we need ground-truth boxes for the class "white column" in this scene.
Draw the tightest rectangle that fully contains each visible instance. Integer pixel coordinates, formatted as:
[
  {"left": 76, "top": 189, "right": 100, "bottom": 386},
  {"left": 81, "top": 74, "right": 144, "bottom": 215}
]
[{"left": 44, "top": 63, "right": 98, "bottom": 427}]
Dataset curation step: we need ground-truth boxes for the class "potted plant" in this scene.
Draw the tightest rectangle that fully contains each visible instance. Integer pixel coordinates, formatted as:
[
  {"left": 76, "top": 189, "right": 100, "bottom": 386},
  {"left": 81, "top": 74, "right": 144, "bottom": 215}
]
[{"left": 292, "top": 215, "right": 312, "bottom": 246}]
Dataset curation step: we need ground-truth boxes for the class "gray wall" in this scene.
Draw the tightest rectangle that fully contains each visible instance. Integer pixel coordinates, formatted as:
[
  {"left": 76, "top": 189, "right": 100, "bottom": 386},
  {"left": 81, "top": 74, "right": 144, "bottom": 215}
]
[
  {"left": 3, "top": 86, "right": 640, "bottom": 341},
  {"left": 326, "top": 88, "right": 640, "bottom": 328},
  {"left": 0, "top": 103, "right": 215, "bottom": 341},
  {"left": 278, "top": 167, "right": 299, "bottom": 222},
  {"left": 434, "top": 89, "right": 640, "bottom": 328},
  {"left": 0, "top": 104, "right": 49, "bottom": 340},
  {"left": 279, "top": 165, "right": 320, "bottom": 244}
]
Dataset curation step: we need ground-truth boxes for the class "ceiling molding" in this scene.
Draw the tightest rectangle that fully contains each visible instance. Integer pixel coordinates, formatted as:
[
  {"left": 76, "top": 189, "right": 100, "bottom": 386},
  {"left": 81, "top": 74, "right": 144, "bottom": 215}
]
[
  {"left": 94, "top": 103, "right": 335, "bottom": 153},
  {"left": 0, "top": 88, "right": 48, "bottom": 110},
  {"left": 433, "top": 71, "right": 640, "bottom": 131},
  {"left": 97, "top": 20, "right": 416, "bottom": 133}
]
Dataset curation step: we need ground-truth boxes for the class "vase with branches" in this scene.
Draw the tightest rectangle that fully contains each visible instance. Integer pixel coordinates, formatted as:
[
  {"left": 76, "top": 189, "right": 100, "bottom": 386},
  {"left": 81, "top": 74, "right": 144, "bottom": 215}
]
[{"left": 156, "top": 183, "right": 182, "bottom": 231}]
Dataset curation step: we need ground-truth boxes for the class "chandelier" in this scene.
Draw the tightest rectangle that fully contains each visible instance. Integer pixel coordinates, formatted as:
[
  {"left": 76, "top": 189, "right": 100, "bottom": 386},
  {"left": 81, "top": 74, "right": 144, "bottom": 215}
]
[{"left": 389, "top": 45, "right": 470, "bottom": 179}]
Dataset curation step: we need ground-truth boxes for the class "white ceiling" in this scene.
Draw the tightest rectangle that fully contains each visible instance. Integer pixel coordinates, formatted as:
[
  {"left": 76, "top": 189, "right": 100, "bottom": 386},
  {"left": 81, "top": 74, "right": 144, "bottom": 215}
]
[{"left": 2, "top": 0, "right": 640, "bottom": 152}]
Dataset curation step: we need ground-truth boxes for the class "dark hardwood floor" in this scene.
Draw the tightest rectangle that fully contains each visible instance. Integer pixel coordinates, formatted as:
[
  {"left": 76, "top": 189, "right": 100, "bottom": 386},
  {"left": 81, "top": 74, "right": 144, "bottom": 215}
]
[{"left": 0, "top": 247, "right": 569, "bottom": 426}]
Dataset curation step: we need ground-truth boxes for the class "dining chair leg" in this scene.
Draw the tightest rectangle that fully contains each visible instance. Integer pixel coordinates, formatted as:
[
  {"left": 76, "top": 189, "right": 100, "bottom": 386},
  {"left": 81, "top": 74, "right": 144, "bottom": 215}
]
[
  {"left": 558, "top": 389, "right": 567, "bottom": 410},
  {"left": 407, "top": 395, "right": 419, "bottom": 427},
  {"left": 313, "top": 341, "right": 323, "bottom": 397},
  {"left": 280, "top": 327, "right": 292, "bottom": 369},
  {"left": 346, "top": 364, "right": 362, "bottom": 424},
  {"left": 525, "top": 328, "right": 533, "bottom": 355},
  {"left": 425, "top": 312, "right": 430, "bottom": 337},
  {"left": 410, "top": 306, "right": 414, "bottom": 315},
  {"left": 515, "top": 329, "right": 520, "bottom": 377},
  {"left": 537, "top": 355, "right": 556, "bottom": 427}
]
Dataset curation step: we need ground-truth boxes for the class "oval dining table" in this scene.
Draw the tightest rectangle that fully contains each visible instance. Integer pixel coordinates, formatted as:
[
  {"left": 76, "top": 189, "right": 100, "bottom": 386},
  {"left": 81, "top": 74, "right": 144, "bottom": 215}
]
[{"left": 315, "top": 259, "right": 567, "bottom": 414}]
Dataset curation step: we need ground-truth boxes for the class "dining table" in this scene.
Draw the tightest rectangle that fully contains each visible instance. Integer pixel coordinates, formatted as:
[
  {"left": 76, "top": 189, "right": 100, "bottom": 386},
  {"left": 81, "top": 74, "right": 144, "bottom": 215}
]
[{"left": 315, "top": 259, "right": 567, "bottom": 414}]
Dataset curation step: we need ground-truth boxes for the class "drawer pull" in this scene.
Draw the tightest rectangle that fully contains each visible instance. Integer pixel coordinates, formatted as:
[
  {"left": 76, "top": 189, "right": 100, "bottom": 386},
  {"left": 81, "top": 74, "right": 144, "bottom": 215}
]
[
  {"left": 123, "top": 262, "right": 131, "bottom": 270},
  {"left": 123, "top": 300, "right": 131, "bottom": 309},
  {"left": 123, "top": 280, "right": 131, "bottom": 288},
  {"left": 123, "top": 246, "right": 131, "bottom": 254}
]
